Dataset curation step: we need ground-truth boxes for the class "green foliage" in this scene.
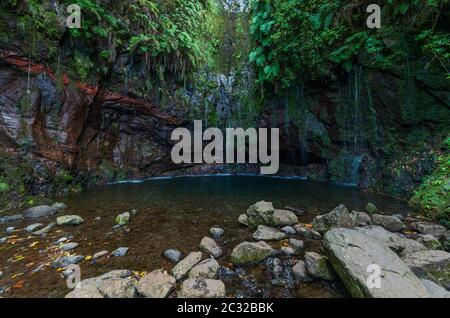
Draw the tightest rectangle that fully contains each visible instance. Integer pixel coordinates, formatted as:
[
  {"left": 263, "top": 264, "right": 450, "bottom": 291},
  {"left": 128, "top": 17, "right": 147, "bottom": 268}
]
[
  {"left": 249, "top": 0, "right": 450, "bottom": 89},
  {"left": 410, "top": 137, "right": 450, "bottom": 227}
]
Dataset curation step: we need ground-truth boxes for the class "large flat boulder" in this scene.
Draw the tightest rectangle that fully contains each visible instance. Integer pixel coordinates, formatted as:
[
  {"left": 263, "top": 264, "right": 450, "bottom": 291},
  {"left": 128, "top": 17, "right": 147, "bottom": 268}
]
[{"left": 323, "top": 228, "right": 430, "bottom": 298}]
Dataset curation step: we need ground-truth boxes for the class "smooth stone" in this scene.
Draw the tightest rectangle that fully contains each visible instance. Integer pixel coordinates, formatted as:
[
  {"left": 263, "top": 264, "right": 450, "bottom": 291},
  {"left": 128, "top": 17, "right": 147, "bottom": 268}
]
[
  {"left": 304, "top": 252, "right": 335, "bottom": 281},
  {"left": 281, "top": 226, "right": 296, "bottom": 235},
  {"left": 366, "top": 203, "right": 377, "bottom": 214},
  {"left": 60, "top": 242, "right": 79, "bottom": 251},
  {"left": 32, "top": 222, "right": 56, "bottom": 235},
  {"left": 163, "top": 249, "right": 182, "bottom": 263},
  {"left": 312, "top": 204, "right": 358, "bottom": 234},
  {"left": 230, "top": 241, "right": 274, "bottom": 266},
  {"left": 24, "top": 203, "right": 66, "bottom": 219},
  {"left": 323, "top": 228, "right": 430, "bottom": 298},
  {"left": 112, "top": 247, "right": 129, "bottom": 257},
  {"left": 58, "top": 237, "right": 68, "bottom": 243},
  {"left": 25, "top": 223, "right": 43, "bottom": 233},
  {"left": 356, "top": 226, "right": 427, "bottom": 256},
  {"left": 210, "top": 227, "right": 224, "bottom": 238},
  {"left": 178, "top": 278, "right": 226, "bottom": 298},
  {"left": 57, "top": 215, "right": 84, "bottom": 226},
  {"left": 188, "top": 259, "right": 220, "bottom": 279},
  {"left": 172, "top": 251, "right": 203, "bottom": 281},
  {"left": 0, "top": 238, "right": 6, "bottom": 244},
  {"left": 421, "top": 279, "right": 450, "bottom": 298},
  {"left": 418, "top": 235, "right": 443, "bottom": 250},
  {"left": 238, "top": 214, "right": 249, "bottom": 227},
  {"left": 253, "top": 225, "right": 286, "bottom": 241},
  {"left": 294, "top": 224, "right": 322, "bottom": 240},
  {"left": 137, "top": 269, "right": 176, "bottom": 298},
  {"left": 6, "top": 227, "right": 14, "bottom": 234},
  {"left": 284, "top": 206, "right": 306, "bottom": 216},
  {"left": 92, "top": 251, "right": 109, "bottom": 260},
  {"left": 280, "top": 246, "right": 296, "bottom": 256},
  {"left": 411, "top": 222, "right": 447, "bottom": 237},
  {"left": 372, "top": 214, "right": 405, "bottom": 232},
  {"left": 273, "top": 209, "right": 298, "bottom": 226},
  {"left": 116, "top": 212, "right": 130, "bottom": 226},
  {"left": 246, "top": 201, "right": 275, "bottom": 228},
  {"left": 0, "top": 214, "right": 23, "bottom": 223},
  {"left": 289, "top": 239, "right": 304, "bottom": 253},
  {"left": 97, "top": 278, "right": 137, "bottom": 298},
  {"left": 52, "top": 255, "right": 85, "bottom": 268},
  {"left": 199, "top": 237, "right": 223, "bottom": 258},
  {"left": 65, "top": 285, "right": 103, "bottom": 298},
  {"left": 292, "top": 260, "right": 314, "bottom": 282},
  {"left": 354, "top": 211, "right": 372, "bottom": 226}
]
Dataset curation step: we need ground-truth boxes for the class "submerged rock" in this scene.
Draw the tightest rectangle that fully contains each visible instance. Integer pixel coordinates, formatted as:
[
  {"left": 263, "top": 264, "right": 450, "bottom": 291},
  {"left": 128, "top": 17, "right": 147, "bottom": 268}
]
[
  {"left": 137, "top": 269, "right": 176, "bottom": 298},
  {"left": 112, "top": 247, "right": 129, "bottom": 257},
  {"left": 304, "top": 252, "right": 335, "bottom": 281},
  {"left": 178, "top": 278, "right": 226, "bottom": 298},
  {"left": 172, "top": 251, "right": 203, "bottom": 281},
  {"left": 116, "top": 212, "right": 130, "bottom": 226},
  {"left": 366, "top": 203, "right": 377, "bottom": 214},
  {"left": 311, "top": 204, "right": 358, "bottom": 234},
  {"left": 253, "top": 225, "right": 286, "bottom": 241},
  {"left": 231, "top": 241, "right": 274, "bottom": 266},
  {"left": 65, "top": 285, "right": 103, "bottom": 298},
  {"left": 57, "top": 215, "right": 84, "bottom": 226},
  {"left": 164, "top": 249, "right": 182, "bottom": 263},
  {"left": 199, "top": 237, "right": 223, "bottom": 258},
  {"left": 189, "top": 259, "right": 220, "bottom": 279},
  {"left": 323, "top": 228, "right": 430, "bottom": 298},
  {"left": 246, "top": 201, "right": 275, "bottom": 228},
  {"left": 442, "top": 231, "right": 450, "bottom": 251},
  {"left": 294, "top": 224, "right": 322, "bottom": 240},
  {"left": 411, "top": 222, "right": 447, "bottom": 237},
  {"left": 52, "top": 255, "right": 85, "bottom": 268},
  {"left": 210, "top": 227, "right": 224, "bottom": 238},
  {"left": 92, "top": 251, "right": 109, "bottom": 260},
  {"left": 281, "top": 226, "right": 296, "bottom": 235},
  {"left": 25, "top": 223, "right": 43, "bottom": 233},
  {"left": 24, "top": 203, "right": 66, "bottom": 219},
  {"left": 372, "top": 214, "right": 405, "bottom": 232},
  {"left": 32, "top": 222, "right": 56, "bottom": 235},
  {"left": 60, "top": 242, "right": 79, "bottom": 251},
  {"left": 0, "top": 214, "right": 23, "bottom": 223},
  {"left": 273, "top": 209, "right": 298, "bottom": 226},
  {"left": 6, "top": 227, "right": 14, "bottom": 234}
]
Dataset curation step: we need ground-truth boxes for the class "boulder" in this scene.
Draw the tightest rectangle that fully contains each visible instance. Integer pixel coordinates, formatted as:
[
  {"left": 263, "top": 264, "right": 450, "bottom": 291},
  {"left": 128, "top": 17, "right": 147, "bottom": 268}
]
[
  {"left": 323, "top": 228, "right": 430, "bottom": 298},
  {"left": 188, "top": 259, "right": 220, "bottom": 279},
  {"left": 246, "top": 201, "right": 275, "bottom": 228},
  {"left": 199, "top": 237, "right": 223, "bottom": 258},
  {"left": 210, "top": 227, "right": 224, "bottom": 238},
  {"left": 292, "top": 260, "right": 314, "bottom": 282},
  {"left": 418, "top": 235, "right": 443, "bottom": 250},
  {"left": 294, "top": 224, "right": 322, "bottom": 240},
  {"left": 311, "top": 204, "right": 358, "bottom": 234},
  {"left": 97, "top": 278, "right": 137, "bottom": 298},
  {"left": 56, "top": 215, "right": 84, "bottom": 226},
  {"left": 366, "top": 203, "right": 377, "bottom": 214},
  {"left": 172, "top": 251, "right": 203, "bottom": 280},
  {"left": 178, "top": 278, "right": 226, "bottom": 298},
  {"left": 421, "top": 279, "right": 450, "bottom": 298},
  {"left": 354, "top": 211, "right": 372, "bottom": 226},
  {"left": 304, "top": 252, "right": 335, "bottom": 281},
  {"left": 6, "top": 227, "right": 14, "bottom": 234},
  {"left": 402, "top": 250, "right": 450, "bottom": 289},
  {"left": 65, "top": 285, "right": 103, "bottom": 298},
  {"left": 272, "top": 209, "right": 298, "bottom": 226},
  {"left": 372, "top": 214, "right": 405, "bottom": 232},
  {"left": 230, "top": 241, "right": 274, "bottom": 266},
  {"left": 163, "top": 249, "right": 182, "bottom": 263},
  {"left": 356, "top": 226, "right": 427, "bottom": 256},
  {"left": 136, "top": 269, "right": 176, "bottom": 298},
  {"left": 24, "top": 203, "right": 66, "bottom": 219},
  {"left": 411, "top": 222, "right": 447, "bottom": 237},
  {"left": 253, "top": 225, "right": 286, "bottom": 241},
  {"left": 238, "top": 214, "right": 249, "bottom": 227}
]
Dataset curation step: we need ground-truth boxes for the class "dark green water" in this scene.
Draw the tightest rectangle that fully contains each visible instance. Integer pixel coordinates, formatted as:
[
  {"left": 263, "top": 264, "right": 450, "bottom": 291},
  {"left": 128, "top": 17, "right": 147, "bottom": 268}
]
[{"left": 0, "top": 176, "right": 409, "bottom": 298}]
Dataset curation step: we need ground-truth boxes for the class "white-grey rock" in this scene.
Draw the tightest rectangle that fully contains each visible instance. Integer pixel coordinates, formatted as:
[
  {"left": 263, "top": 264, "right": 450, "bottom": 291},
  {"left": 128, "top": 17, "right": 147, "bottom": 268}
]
[
  {"left": 421, "top": 279, "right": 450, "bottom": 298},
  {"left": 189, "top": 259, "right": 220, "bottom": 279},
  {"left": 253, "top": 225, "right": 286, "bottom": 241},
  {"left": 273, "top": 209, "right": 298, "bottom": 226},
  {"left": 238, "top": 214, "right": 249, "bottom": 227},
  {"left": 178, "top": 278, "right": 226, "bottom": 298},
  {"left": 60, "top": 242, "right": 79, "bottom": 251},
  {"left": 323, "top": 228, "right": 430, "bottom": 298},
  {"left": 354, "top": 211, "right": 372, "bottom": 226},
  {"left": 372, "top": 214, "right": 405, "bottom": 232},
  {"left": 311, "top": 204, "right": 358, "bottom": 234},
  {"left": 172, "top": 251, "right": 203, "bottom": 280},
  {"left": 294, "top": 224, "right": 322, "bottom": 240},
  {"left": 304, "top": 252, "right": 335, "bottom": 281},
  {"left": 112, "top": 247, "right": 129, "bottom": 257},
  {"left": 230, "top": 241, "right": 274, "bottom": 266},
  {"left": 25, "top": 223, "right": 43, "bottom": 233},
  {"left": 199, "top": 237, "right": 223, "bottom": 258},
  {"left": 24, "top": 203, "right": 66, "bottom": 219},
  {"left": 6, "top": 227, "right": 14, "bottom": 234},
  {"left": 65, "top": 285, "right": 103, "bottom": 298},
  {"left": 137, "top": 269, "right": 176, "bottom": 298},
  {"left": 411, "top": 222, "right": 447, "bottom": 237},
  {"left": 246, "top": 201, "right": 275, "bottom": 228},
  {"left": 32, "top": 222, "right": 56, "bottom": 235},
  {"left": 164, "top": 249, "right": 182, "bottom": 263},
  {"left": 210, "top": 227, "right": 224, "bottom": 238},
  {"left": 56, "top": 215, "right": 84, "bottom": 226},
  {"left": 52, "top": 255, "right": 84, "bottom": 268},
  {"left": 281, "top": 226, "right": 296, "bottom": 235},
  {"left": 292, "top": 260, "right": 314, "bottom": 282},
  {"left": 97, "top": 278, "right": 137, "bottom": 298}
]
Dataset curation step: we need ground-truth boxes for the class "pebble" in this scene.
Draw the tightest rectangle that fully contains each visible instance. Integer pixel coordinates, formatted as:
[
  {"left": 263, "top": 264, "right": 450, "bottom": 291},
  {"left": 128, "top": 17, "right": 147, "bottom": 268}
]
[
  {"left": 60, "top": 243, "right": 79, "bottom": 251},
  {"left": 113, "top": 247, "right": 129, "bottom": 257},
  {"left": 92, "top": 251, "right": 109, "bottom": 260},
  {"left": 25, "top": 223, "right": 43, "bottom": 233},
  {"left": 6, "top": 227, "right": 14, "bottom": 234},
  {"left": 210, "top": 227, "right": 224, "bottom": 238},
  {"left": 164, "top": 249, "right": 182, "bottom": 263}
]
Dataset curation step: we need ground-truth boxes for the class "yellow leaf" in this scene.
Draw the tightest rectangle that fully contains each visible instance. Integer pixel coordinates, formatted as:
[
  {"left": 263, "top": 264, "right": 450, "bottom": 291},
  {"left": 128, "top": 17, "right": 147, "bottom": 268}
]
[{"left": 85, "top": 256, "right": 92, "bottom": 261}]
